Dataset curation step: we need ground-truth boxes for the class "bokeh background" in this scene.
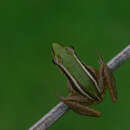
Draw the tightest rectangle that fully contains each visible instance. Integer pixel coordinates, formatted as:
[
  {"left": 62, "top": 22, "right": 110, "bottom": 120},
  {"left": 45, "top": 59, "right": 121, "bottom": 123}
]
[{"left": 0, "top": 0, "right": 130, "bottom": 130}]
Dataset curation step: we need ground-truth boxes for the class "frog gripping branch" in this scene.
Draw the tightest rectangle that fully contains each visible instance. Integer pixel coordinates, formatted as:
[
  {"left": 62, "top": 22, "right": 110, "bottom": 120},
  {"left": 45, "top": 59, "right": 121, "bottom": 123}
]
[
  {"left": 29, "top": 44, "right": 130, "bottom": 130},
  {"left": 52, "top": 43, "right": 117, "bottom": 117}
]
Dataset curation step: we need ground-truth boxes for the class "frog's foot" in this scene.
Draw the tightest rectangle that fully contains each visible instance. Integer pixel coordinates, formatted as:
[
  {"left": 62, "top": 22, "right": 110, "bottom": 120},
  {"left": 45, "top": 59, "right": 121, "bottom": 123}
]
[
  {"left": 103, "top": 64, "right": 117, "bottom": 102},
  {"left": 64, "top": 100, "right": 101, "bottom": 117}
]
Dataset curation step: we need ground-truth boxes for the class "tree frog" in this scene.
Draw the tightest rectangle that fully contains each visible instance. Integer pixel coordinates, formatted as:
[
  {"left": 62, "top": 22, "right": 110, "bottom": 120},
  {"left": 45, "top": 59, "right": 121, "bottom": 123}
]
[{"left": 52, "top": 43, "right": 117, "bottom": 117}]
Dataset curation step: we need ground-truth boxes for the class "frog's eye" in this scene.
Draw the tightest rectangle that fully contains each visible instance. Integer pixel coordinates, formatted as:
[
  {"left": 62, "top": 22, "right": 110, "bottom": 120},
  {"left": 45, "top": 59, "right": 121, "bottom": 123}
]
[{"left": 65, "top": 46, "right": 74, "bottom": 53}]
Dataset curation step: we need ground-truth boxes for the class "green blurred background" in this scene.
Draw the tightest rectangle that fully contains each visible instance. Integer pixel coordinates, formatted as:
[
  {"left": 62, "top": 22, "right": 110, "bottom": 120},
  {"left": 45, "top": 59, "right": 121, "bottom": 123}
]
[{"left": 0, "top": 0, "right": 130, "bottom": 130}]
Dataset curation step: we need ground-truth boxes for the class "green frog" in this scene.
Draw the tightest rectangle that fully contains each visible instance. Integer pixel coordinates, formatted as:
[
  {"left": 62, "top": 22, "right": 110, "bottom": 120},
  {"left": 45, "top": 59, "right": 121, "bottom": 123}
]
[{"left": 52, "top": 43, "right": 117, "bottom": 117}]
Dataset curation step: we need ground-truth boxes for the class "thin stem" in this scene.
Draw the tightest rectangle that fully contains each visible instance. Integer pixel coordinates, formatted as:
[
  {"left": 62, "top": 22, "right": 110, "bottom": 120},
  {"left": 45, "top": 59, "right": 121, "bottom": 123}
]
[{"left": 29, "top": 45, "right": 130, "bottom": 130}]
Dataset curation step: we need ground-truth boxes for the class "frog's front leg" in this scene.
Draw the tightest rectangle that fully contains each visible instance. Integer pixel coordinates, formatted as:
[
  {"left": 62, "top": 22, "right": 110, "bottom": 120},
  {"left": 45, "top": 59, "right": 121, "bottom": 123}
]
[
  {"left": 98, "top": 55, "right": 117, "bottom": 102},
  {"left": 66, "top": 79, "right": 78, "bottom": 96},
  {"left": 62, "top": 96, "right": 101, "bottom": 117}
]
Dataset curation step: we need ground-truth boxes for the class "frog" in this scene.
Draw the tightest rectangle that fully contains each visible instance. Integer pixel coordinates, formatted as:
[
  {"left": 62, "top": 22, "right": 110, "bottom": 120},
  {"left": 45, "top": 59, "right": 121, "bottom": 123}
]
[{"left": 52, "top": 43, "right": 117, "bottom": 117}]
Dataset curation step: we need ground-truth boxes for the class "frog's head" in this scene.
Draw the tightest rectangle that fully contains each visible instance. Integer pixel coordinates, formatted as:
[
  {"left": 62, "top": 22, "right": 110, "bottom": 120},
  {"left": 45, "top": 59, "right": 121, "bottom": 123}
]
[{"left": 52, "top": 43, "right": 74, "bottom": 64}]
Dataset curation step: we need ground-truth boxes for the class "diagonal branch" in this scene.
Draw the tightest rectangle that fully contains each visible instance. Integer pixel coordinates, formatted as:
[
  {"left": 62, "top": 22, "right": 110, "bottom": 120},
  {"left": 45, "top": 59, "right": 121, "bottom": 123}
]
[{"left": 29, "top": 45, "right": 130, "bottom": 130}]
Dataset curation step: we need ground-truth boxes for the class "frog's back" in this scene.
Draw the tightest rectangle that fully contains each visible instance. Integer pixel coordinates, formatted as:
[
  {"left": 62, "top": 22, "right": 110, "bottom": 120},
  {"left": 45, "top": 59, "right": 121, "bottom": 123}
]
[{"left": 52, "top": 43, "right": 100, "bottom": 100}]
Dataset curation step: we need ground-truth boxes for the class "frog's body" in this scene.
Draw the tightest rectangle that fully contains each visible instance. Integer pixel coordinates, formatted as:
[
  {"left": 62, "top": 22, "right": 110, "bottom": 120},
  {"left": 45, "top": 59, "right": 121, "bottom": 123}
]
[{"left": 52, "top": 43, "right": 117, "bottom": 117}]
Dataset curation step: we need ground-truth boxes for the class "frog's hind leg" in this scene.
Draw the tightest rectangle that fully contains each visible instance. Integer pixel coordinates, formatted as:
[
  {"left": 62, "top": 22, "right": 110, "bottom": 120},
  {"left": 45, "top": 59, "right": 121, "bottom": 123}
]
[
  {"left": 60, "top": 82, "right": 101, "bottom": 117},
  {"left": 96, "top": 50, "right": 117, "bottom": 102},
  {"left": 63, "top": 95, "right": 98, "bottom": 106},
  {"left": 98, "top": 60, "right": 106, "bottom": 98},
  {"left": 60, "top": 95, "right": 101, "bottom": 117},
  {"left": 103, "top": 64, "right": 117, "bottom": 102},
  {"left": 94, "top": 50, "right": 107, "bottom": 97},
  {"left": 64, "top": 100, "right": 101, "bottom": 117}
]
